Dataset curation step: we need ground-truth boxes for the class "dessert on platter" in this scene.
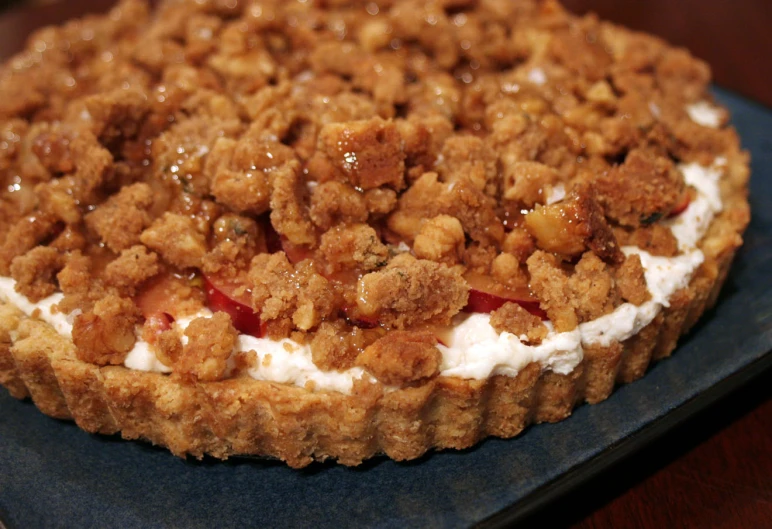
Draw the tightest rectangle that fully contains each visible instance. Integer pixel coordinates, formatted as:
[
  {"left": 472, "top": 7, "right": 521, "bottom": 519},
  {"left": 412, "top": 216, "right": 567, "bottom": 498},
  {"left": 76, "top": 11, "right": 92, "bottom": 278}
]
[{"left": 0, "top": 0, "right": 749, "bottom": 467}]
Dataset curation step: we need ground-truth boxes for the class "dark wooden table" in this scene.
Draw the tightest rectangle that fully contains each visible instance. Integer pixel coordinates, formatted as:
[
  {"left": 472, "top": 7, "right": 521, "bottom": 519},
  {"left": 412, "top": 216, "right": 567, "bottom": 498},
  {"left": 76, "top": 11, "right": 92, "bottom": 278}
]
[{"left": 1, "top": 2, "right": 770, "bottom": 528}]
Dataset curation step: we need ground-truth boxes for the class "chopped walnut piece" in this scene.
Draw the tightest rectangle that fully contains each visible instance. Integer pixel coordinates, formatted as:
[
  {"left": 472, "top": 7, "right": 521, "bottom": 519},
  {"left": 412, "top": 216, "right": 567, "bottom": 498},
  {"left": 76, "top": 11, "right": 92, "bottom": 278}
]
[
  {"left": 85, "top": 182, "right": 154, "bottom": 253},
  {"left": 356, "top": 331, "right": 440, "bottom": 386},
  {"left": 353, "top": 56, "right": 407, "bottom": 111},
  {"left": 10, "top": 246, "right": 64, "bottom": 302},
  {"left": 616, "top": 254, "right": 651, "bottom": 305},
  {"left": 319, "top": 224, "right": 389, "bottom": 273},
  {"left": 490, "top": 302, "right": 548, "bottom": 344},
  {"left": 356, "top": 254, "right": 468, "bottom": 329},
  {"left": 413, "top": 215, "right": 465, "bottom": 265},
  {"left": 526, "top": 250, "right": 578, "bottom": 332},
  {"left": 72, "top": 294, "right": 140, "bottom": 366},
  {"left": 316, "top": 117, "right": 405, "bottom": 190},
  {"left": 177, "top": 312, "right": 238, "bottom": 382},
  {"left": 104, "top": 245, "right": 161, "bottom": 295},
  {"left": 592, "top": 148, "right": 684, "bottom": 228},
  {"left": 524, "top": 190, "right": 623, "bottom": 264},
  {"left": 140, "top": 212, "right": 207, "bottom": 269}
]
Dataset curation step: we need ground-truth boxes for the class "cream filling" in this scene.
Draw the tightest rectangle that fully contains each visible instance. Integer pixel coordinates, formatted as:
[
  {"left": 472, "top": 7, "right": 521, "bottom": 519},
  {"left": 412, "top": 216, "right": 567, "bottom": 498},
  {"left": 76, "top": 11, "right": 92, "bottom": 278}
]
[
  {"left": 0, "top": 162, "right": 724, "bottom": 394},
  {"left": 686, "top": 101, "right": 722, "bottom": 128}
]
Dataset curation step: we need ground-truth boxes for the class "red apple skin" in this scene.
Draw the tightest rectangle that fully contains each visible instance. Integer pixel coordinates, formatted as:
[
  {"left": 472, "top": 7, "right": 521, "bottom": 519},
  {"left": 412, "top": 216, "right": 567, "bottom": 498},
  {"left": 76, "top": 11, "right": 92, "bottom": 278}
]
[
  {"left": 141, "top": 311, "right": 174, "bottom": 345},
  {"left": 147, "top": 312, "right": 174, "bottom": 329},
  {"left": 668, "top": 194, "right": 691, "bottom": 217},
  {"left": 464, "top": 289, "right": 547, "bottom": 319},
  {"left": 134, "top": 274, "right": 180, "bottom": 342},
  {"left": 204, "top": 275, "right": 264, "bottom": 338},
  {"left": 462, "top": 272, "right": 547, "bottom": 319}
]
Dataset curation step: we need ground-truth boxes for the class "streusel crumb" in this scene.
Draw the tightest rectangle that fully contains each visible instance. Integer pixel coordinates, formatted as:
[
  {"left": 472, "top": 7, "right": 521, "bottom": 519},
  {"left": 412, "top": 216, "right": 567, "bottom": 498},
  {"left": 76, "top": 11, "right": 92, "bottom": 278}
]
[
  {"left": 10, "top": 246, "right": 64, "bottom": 302},
  {"left": 490, "top": 303, "right": 548, "bottom": 345},
  {"left": 178, "top": 312, "right": 237, "bottom": 382},
  {"left": 140, "top": 213, "right": 207, "bottom": 269},
  {"left": 357, "top": 254, "right": 468, "bottom": 329},
  {"left": 85, "top": 183, "right": 154, "bottom": 253},
  {"left": 103, "top": 245, "right": 161, "bottom": 295},
  {"left": 616, "top": 254, "right": 651, "bottom": 305},
  {"left": 356, "top": 331, "right": 440, "bottom": 385},
  {"left": 72, "top": 294, "right": 140, "bottom": 366}
]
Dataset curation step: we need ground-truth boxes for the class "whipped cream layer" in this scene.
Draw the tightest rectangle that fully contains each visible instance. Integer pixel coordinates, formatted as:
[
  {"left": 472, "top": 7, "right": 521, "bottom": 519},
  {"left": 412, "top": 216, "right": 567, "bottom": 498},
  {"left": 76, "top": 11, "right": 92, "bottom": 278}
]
[
  {"left": 0, "top": 162, "right": 724, "bottom": 394},
  {"left": 687, "top": 101, "right": 722, "bottom": 128}
]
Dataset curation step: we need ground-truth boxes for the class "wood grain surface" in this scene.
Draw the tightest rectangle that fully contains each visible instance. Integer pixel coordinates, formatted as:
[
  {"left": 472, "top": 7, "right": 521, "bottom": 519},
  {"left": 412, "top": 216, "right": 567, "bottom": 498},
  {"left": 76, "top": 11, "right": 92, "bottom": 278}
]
[{"left": 0, "top": 2, "right": 770, "bottom": 529}]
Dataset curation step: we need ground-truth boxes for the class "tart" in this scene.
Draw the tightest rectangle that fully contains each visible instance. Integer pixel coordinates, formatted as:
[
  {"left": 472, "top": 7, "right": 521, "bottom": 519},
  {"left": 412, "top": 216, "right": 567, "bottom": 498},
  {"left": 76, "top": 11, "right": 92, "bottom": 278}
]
[{"left": 0, "top": 0, "right": 750, "bottom": 467}]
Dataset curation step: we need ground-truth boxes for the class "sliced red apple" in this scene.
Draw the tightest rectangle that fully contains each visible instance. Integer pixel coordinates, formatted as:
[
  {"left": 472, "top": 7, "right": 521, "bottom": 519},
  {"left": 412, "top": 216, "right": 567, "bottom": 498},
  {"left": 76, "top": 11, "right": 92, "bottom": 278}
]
[
  {"left": 135, "top": 273, "right": 184, "bottom": 319},
  {"left": 203, "top": 274, "right": 264, "bottom": 338},
  {"left": 141, "top": 311, "right": 174, "bottom": 344},
  {"left": 463, "top": 271, "right": 547, "bottom": 319},
  {"left": 668, "top": 191, "right": 691, "bottom": 217},
  {"left": 134, "top": 273, "right": 181, "bottom": 343}
]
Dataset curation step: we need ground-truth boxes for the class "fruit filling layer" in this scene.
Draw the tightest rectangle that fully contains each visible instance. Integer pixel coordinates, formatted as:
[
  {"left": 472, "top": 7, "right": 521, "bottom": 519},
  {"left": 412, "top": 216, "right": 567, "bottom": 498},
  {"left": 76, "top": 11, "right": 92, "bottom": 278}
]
[{"left": 0, "top": 161, "right": 722, "bottom": 394}]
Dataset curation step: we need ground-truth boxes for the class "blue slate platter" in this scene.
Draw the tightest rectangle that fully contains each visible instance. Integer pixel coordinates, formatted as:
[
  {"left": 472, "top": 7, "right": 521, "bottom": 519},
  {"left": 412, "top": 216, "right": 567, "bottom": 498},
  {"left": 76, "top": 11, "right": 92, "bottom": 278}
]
[{"left": 1, "top": 88, "right": 771, "bottom": 529}]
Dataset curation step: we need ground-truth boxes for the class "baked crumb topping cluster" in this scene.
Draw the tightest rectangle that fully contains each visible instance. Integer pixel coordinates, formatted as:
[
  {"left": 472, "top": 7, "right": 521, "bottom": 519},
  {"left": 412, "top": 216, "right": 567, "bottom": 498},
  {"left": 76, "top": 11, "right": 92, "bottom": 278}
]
[{"left": 0, "top": 0, "right": 744, "bottom": 387}]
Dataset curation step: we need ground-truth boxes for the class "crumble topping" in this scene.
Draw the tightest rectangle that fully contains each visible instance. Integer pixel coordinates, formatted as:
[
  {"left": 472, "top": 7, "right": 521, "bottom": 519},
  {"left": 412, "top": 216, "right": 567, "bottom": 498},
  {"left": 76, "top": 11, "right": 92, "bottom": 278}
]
[{"left": 0, "top": 0, "right": 748, "bottom": 391}]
